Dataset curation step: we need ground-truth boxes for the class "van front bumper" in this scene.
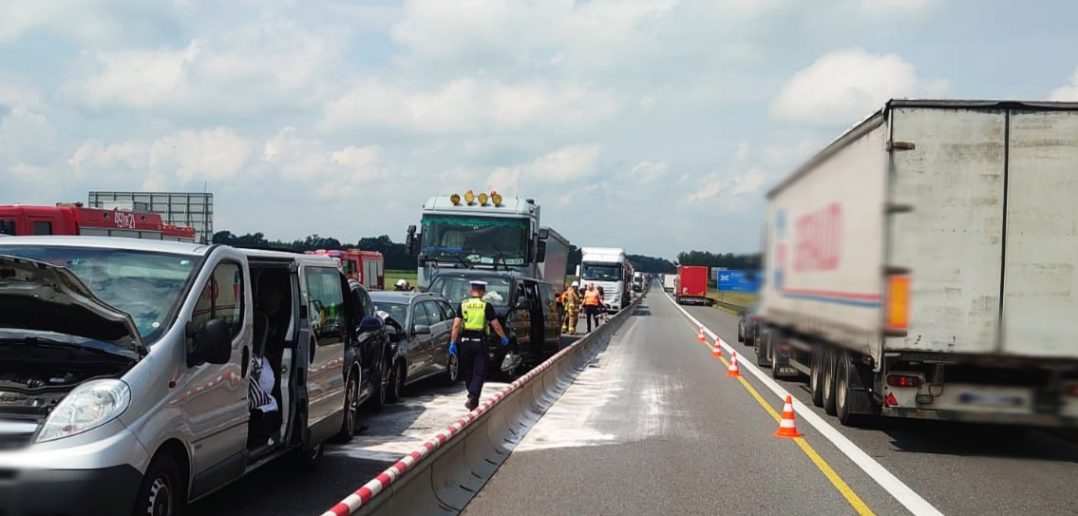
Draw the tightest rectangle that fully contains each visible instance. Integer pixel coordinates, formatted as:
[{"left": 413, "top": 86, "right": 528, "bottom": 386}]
[{"left": 1, "top": 464, "right": 142, "bottom": 515}]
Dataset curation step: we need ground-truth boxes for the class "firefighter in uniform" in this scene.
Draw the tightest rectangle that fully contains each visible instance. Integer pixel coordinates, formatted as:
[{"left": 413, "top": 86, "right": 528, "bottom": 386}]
[
  {"left": 561, "top": 281, "right": 581, "bottom": 334},
  {"left": 450, "top": 280, "right": 509, "bottom": 410}
]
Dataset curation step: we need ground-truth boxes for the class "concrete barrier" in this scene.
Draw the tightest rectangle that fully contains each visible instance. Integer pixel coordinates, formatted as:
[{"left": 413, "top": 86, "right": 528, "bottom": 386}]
[{"left": 321, "top": 294, "right": 645, "bottom": 516}]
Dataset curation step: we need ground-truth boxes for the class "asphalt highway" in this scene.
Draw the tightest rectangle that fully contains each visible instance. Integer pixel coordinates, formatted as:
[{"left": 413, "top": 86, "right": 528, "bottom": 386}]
[{"left": 464, "top": 288, "right": 911, "bottom": 515}]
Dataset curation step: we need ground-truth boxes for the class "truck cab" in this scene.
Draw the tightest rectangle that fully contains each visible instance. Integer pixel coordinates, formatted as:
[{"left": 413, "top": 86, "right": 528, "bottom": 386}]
[
  {"left": 578, "top": 247, "right": 631, "bottom": 312},
  {"left": 0, "top": 237, "right": 362, "bottom": 515}
]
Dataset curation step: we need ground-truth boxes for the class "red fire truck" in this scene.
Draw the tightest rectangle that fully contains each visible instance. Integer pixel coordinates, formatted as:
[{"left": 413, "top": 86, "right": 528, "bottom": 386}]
[
  {"left": 0, "top": 203, "right": 196, "bottom": 242},
  {"left": 307, "top": 249, "right": 385, "bottom": 290}
]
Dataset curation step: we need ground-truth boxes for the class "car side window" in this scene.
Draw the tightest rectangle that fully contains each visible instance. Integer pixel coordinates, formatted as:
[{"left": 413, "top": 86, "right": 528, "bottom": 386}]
[
  {"left": 192, "top": 261, "right": 244, "bottom": 338},
  {"left": 423, "top": 301, "right": 443, "bottom": 324},
  {"left": 539, "top": 284, "right": 554, "bottom": 305},
  {"left": 412, "top": 301, "right": 431, "bottom": 327},
  {"left": 359, "top": 289, "right": 375, "bottom": 318},
  {"left": 306, "top": 267, "right": 344, "bottom": 347},
  {"left": 439, "top": 301, "right": 455, "bottom": 321}
]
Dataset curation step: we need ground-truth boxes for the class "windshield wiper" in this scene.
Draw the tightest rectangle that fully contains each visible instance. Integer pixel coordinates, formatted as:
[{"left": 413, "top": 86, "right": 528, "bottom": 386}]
[{"left": 490, "top": 243, "right": 511, "bottom": 271}]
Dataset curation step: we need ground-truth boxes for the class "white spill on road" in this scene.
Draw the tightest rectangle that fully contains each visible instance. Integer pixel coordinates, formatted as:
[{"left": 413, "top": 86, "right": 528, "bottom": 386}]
[
  {"left": 514, "top": 316, "right": 694, "bottom": 452},
  {"left": 329, "top": 380, "right": 511, "bottom": 462}
]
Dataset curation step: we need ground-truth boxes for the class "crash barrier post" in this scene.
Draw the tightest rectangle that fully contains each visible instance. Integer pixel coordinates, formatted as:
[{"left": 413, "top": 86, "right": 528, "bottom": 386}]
[{"left": 321, "top": 292, "right": 647, "bottom": 516}]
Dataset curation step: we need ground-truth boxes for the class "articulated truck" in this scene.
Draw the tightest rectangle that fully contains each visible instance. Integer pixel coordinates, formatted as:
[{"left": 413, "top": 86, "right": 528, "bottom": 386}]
[{"left": 756, "top": 100, "right": 1078, "bottom": 427}]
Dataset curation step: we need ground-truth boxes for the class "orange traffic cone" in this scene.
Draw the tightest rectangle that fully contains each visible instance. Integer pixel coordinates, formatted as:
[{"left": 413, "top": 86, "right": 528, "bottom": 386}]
[
  {"left": 712, "top": 345, "right": 723, "bottom": 358},
  {"left": 726, "top": 351, "right": 741, "bottom": 377},
  {"left": 697, "top": 326, "right": 706, "bottom": 343},
  {"left": 774, "top": 395, "right": 802, "bottom": 438}
]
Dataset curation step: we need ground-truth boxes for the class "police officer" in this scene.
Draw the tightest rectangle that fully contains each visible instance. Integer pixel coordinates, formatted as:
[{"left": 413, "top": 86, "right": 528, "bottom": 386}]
[{"left": 450, "top": 280, "right": 509, "bottom": 410}]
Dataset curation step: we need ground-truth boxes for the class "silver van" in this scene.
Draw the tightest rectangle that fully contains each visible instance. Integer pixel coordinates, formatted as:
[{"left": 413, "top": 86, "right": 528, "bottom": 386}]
[{"left": 0, "top": 237, "right": 374, "bottom": 515}]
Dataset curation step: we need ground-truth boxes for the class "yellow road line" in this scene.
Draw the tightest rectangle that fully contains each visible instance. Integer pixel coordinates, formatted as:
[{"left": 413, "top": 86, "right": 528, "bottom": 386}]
[{"left": 708, "top": 344, "right": 875, "bottom": 516}]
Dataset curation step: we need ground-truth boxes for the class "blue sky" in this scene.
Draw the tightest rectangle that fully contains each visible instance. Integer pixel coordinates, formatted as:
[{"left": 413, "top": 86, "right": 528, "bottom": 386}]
[{"left": 1, "top": 0, "right": 1077, "bottom": 257}]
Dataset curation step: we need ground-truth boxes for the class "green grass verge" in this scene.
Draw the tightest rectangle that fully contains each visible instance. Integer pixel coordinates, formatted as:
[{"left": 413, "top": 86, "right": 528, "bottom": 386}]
[
  {"left": 706, "top": 290, "right": 758, "bottom": 316},
  {"left": 385, "top": 269, "right": 417, "bottom": 288}
]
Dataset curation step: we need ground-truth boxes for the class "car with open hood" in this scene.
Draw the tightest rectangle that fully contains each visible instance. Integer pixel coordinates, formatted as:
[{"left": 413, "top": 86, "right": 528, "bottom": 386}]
[{"left": 0, "top": 237, "right": 366, "bottom": 516}]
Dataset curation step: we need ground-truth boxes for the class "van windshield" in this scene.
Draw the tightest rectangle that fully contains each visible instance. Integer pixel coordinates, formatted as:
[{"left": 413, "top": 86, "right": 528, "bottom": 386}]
[{"left": 0, "top": 246, "right": 199, "bottom": 343}]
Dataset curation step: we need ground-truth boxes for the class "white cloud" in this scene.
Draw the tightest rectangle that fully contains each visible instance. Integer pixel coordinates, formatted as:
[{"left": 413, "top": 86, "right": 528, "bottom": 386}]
[
  {"left": 687, "top": 169, "right": 766, "bottom": 204},
  {"left": 322, "top": 78, "right": 622, "bottom": 134},
  {"left": 771, "top": 48, "right": 949, "bottom": 124},
  {"left": 1049, "top": 67, "right": 1078, "bottom": 101},
  {"left": 74, "top": 18, "right": 346, "bottom": 115},
  {"left": 857, "top": 0, "right": 939, "bottom": 15},
  {"left": 0, "top": 106, "right": 55, "bottom": 163},
  {"left": 261, "top": 127, "right": 385, "bottom": 198},
  {"left": 70, "top": 127, "right": 253, "bottom": 189},
  {"left": 629, "top": 161, "right": 670, "bottom": 183}
]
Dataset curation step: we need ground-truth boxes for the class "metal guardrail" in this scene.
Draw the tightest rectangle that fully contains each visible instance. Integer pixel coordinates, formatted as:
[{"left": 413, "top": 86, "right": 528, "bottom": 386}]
[
  {"left": 711, "top": 299, "right": 748, "bottom": 314},
  {"left": 321, "top": 292, "right": 645, "bottom": 516}
]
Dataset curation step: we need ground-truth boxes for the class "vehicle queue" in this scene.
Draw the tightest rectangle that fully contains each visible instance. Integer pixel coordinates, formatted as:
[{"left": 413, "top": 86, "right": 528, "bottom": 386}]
[{"left": 0, "top": 194, "right": 631, "bottom": 515}]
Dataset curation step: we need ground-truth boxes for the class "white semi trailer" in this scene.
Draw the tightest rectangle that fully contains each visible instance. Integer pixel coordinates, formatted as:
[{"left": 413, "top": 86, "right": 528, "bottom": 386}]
[{"left": 757, "top": 100, "right": 1078, "bottom": 427}]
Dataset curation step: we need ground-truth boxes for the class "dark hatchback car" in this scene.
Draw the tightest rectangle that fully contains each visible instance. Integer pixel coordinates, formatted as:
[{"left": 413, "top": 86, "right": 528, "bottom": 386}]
[
  {"left": 369, "top": 291, "right": 459, "bottom": 401},
  {"left": 346, "top": 280, "right": 394, "bottom": 415},
  {"left": 426, "top": 270, "right": 561, "bottom": 374},
  {"left": 737, "top": 303, "right": 761, "bottom": 347}
]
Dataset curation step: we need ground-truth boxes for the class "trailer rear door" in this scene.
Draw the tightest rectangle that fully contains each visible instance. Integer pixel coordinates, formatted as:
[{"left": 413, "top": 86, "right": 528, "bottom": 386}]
[
  {"left": 889, "top": 107, "right": 1006, "bottom": 354},
  {"left": 1001, "top": 109, "right": 1078, "bottom": 358}
]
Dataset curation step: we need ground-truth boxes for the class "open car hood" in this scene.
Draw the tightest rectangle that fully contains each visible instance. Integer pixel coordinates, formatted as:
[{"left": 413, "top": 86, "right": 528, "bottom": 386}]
[{"left": 0, "top": 255, "right": 145, "bottom": 350}]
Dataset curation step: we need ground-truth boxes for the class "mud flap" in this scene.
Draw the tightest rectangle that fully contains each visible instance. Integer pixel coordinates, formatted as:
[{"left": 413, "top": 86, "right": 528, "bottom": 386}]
[{"left": 846, "top": 357, "right": 880, "bottom": 415}]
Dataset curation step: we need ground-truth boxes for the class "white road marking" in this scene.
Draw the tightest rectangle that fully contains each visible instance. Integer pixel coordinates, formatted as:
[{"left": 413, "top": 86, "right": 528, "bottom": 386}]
[{"left": 664, "top": 292, "right": 943, "bottom": 516}]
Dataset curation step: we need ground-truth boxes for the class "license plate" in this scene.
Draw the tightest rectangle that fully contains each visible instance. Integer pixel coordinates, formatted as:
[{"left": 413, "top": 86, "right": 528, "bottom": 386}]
[{"left": 959, "top": 392, "right": 1024, "bottom": 407}]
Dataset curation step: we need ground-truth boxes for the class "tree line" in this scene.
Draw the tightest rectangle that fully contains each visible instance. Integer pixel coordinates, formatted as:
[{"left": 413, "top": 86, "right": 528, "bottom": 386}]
[{"left": 212, "top": 230, "right": 754, "bottom": 273}]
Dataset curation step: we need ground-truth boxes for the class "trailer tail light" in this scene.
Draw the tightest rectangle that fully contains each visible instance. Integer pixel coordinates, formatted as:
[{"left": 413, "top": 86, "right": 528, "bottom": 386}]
[
  {"left": 886, "top": 275, "right": 910, "bottom": 331},
  {"left": 886, "top": 374, "right": 923, "bottom": 388}
]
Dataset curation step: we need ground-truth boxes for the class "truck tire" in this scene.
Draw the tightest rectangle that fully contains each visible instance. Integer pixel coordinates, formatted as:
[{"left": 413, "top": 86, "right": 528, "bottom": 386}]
[
  {"left": 737, "top": 322, "right": 744, "bottom": 342},
  {"left": 756, "top": 330, "right": 773, "bottom": 368},
  {"left": 809, "top": 346, "right": 825, "bottom": 407},
  {"left": 822, "top": 348, "right": 838, "bottom": 416},
  {"left": 836, "top": 351, "right": 872, "bottom": 427},
  {"left": 769, "top": 337, "right": 783, "bottom": 379}
]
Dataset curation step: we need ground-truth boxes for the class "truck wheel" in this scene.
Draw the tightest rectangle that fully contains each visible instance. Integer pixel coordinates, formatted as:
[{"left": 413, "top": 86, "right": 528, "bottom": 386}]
[
  {"left": 836, "top": 351, "right": 872, "bottom": 426},
  {"left": 769, "top": 335, "right": 783, "bottom": 379},
  {"left": 809, "top": 346, "right": 825, "bottom": 407},
  {"left": 737, "top": 323, "right": 744, "bottom": 342},
  {"left": 756, "top": 330, "right": 772, "bottom": 368},
  {"left": 745, "top": 326, "right": 755, "bottom": 347},
  {"left": 822, "top": 348, "right": 838, "bottom": 416}
]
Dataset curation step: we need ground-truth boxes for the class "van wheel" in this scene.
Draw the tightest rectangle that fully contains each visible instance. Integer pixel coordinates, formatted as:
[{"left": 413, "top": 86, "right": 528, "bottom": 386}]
[
  {"left": 443, "top": 353, "right": 460, "bottom": 386},
  {"left": 822, "top": 348, "right": 838, "bottom": 416},
  {"left": 336, "top": 372, "right": 360, "bottom": 442},
  {"left": 133, "top": 453, "right": 185, "bottom": 516},
  {"left": 810, "top": 347, "right": 825, "bottom": 407},
  {"left": 386, "top": 362, "right": 404, "bottom": 403}
]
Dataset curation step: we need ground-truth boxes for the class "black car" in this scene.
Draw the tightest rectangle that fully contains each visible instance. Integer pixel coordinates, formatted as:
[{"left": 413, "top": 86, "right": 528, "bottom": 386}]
[
  {"left": 369, "top": 291, "right": 459, "bottom": 401},
  {"left": 426, "top": 270, "right": 561, "bottom": 374},
  {"left": 737, "top": 303, "right": 761, "bottom": 347},
  {"left": 346, "top": 281, "right": 395, "bottom": 418}
]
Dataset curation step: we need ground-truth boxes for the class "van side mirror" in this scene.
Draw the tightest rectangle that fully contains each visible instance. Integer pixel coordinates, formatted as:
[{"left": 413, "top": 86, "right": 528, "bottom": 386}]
[
  {"left": 358, "top": 315, "right": 383, "bottom": 333},
  {"left": 412, "top": 324, "right": 431, "bottom": 335},
  {"left": 515, "top": 297, "right": 531, "bottom": 310},
  {"left": 187, "top": 318, "right": 232, "bottom": 367}
]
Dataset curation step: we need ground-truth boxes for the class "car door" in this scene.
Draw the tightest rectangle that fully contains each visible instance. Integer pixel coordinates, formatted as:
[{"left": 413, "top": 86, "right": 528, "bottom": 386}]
[
  {"left": 424, "top": 300, "right": 451, "bottom": 371},
  {"left": 304, "top": 266, "right": 348, "bottom": 439},
  {"left": 538, "top": 283, "right": 560, "bottom": 344},
  {"left": 182, "top": 258, "right": 249, "bottom": 495},
  {"left": 351, "top": 286, "right": 378, "bottom": 383},
  {"left": 408, "top": 300, "right": 433, "bottom": 380}
]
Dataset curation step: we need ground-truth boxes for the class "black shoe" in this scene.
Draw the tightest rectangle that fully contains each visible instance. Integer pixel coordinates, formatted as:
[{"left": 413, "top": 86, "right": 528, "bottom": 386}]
[{"left": 465, "top": 398, "right": 479, "bottom": 410}]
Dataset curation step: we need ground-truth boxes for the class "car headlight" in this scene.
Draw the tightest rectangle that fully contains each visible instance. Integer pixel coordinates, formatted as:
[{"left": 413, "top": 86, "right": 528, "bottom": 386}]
[{"left": 36, "top": 379, "right": 131, "bottom": 443}]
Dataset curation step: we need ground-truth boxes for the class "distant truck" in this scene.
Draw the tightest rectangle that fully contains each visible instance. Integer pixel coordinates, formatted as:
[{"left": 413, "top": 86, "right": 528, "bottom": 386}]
[
  {"left": 756, "top": 99, "right": 1078, "bottom": 427},
  {"left": 662, "top": 274, "right": 676, "bottom": 292},
  {"left": 406, "top": 191, "right": 570, "bottom": 290},
  {"left": 675, "top": 265, "right": 710, "bottom": 305},
  {"left": 577, "top": 247, "right": 631, "bottom": 311},
  {"left": 0, "top": 203, "right": 195, "bottom": 241},
  {"left": 306, "top": 249, "right": 385, "bottom": 290}
]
